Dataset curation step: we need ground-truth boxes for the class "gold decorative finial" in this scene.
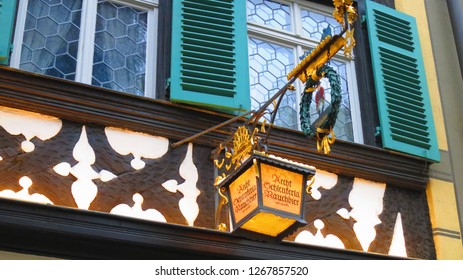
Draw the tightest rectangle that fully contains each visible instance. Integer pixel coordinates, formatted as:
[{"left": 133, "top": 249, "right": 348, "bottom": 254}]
[
  {"left": 333, "top": 0, "right": 357, "bottom": 28},
  {"left": 344, "top": 28, "right": 356, "bottom": 59},
  {"left": 231, "top": 126, "right": 253, "bottom": 168}
]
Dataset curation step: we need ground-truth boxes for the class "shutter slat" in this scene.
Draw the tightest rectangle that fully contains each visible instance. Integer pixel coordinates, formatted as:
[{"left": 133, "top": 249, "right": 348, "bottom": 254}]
[
  {"left": 181, "top": 83, "right": 236, "bottom": 97},
  {"left": 183, "top": 37, "right": 234, "bottom": 52},
  {"left": 183, "top": 62, "right": 235, "bottom": 76},
  {"left": 171, "top": 0, "right": 250, "bottom": 112},
  {"left": 366, "top": 0, "right": 440, "bottom": 161},
  {"left": 391, "top": 133, "right": 431, "bottom": 149},
  {"left": 183, "top": 12, "right": 233, "bottom": 26},
  {"left": 380, "top": 51, "right": 418, "bottom": 72},
  {"left": 183, "top": 43, "right": 234, "bottom": 58},
  {"left": 387, "top": 101, "right": 425, "bottom": 118},
  {"left": 383, "top": 70, "right": 422, "bottom": 90},
  {"left": 385, "top": 88, "right": 424, "bottom": 108},
  {"left": 0, "top": 0, "right": 18, "bottom": 65},
  {"left": 182, "top": 69, "right": 236, "bottom": 84},
  {"left": 181, "top": 75, "right": 236, "bottom": 91},
  {"left": 184, "top": 1, "right": 233, "bottom": 14},
  {"left": 185, "top": 0, "right": 234, "bottom": 7},
  {"left": 390, "top": 121, "right": 429, "bottom": 138},
  {"left": 183, "top": 18, "right": 233, "bottom": 31},
  {"left": 384, "top": 79, "right": 422, "bottom": 97},
  {"left": 381, "top": 60, "right": 419, "bottom": 81},
  {"left": 375, "top": 17, "right": 412, "bottom": 37},
  {"left": 182, "top": 30, "right": 235, "bottom": 45},
  {"left": 375, "top": 10, "right": 410, "bottom": 25},
  {"left": 184, "top": 7, "right": 234, "bottom": 21},
  {"left": 390, "top": 116, "right": 428, "bottom": 133},
  {"left": 183, "top": 20, "right": 234, "bottom": 37},
  {"left": 375, "top": 13, "right": 412, "bottom": 35},
  {"left": 182, "top": 56, "right": 235, "bottom": 70},
  {"left": 182, "top": 49, "right": 235, "bottom": 64}
]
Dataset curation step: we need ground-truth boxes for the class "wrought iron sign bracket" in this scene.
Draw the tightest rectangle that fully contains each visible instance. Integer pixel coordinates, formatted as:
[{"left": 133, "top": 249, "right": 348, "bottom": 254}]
[{"left": 170, "top": 0, "right": 358, "bottom": 240}]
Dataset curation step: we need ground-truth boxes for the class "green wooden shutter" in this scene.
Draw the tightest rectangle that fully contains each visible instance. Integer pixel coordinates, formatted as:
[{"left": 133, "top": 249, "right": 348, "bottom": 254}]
[
  {"left": 0, "top": 0, "right": 17, "bottom": 65},
  {"left": 170, "top": 0, "right": 250, "bottom": 112},
  {"left": 365, "top": 0, "right": 440, "bottom": 162}
]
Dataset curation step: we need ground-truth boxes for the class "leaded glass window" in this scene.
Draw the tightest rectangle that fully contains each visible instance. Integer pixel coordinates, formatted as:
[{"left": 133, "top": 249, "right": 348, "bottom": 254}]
[
  {"left": 92, "top": 0, "right": 148, "bottom": 95},
  {"left": 247, "top": 0, "right": 362, "bottom": 143},
  {"left": 11, "top": 0, "right": 158, "bottom": 97},
  {"left": 249, "top": 37, "right": 298, "bottom": 129},
  {"left": 300, "top": 8, "right": 343, "bottom": 41},
  {"left": 19, "top": 0, "right": 82, "bottom": 80},
  {"left": 247, "top": 0, "right": 292, "bottom": 32}
]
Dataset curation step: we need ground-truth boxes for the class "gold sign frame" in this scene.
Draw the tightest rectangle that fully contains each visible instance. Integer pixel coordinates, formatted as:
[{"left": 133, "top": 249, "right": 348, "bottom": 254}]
[{"left": 216, "top": 153, "right": 315, "bottom": 241}]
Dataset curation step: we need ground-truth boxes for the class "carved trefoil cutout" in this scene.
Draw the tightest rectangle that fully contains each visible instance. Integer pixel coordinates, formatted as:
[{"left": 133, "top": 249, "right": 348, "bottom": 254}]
[
  {"left": 0, "top": 175, "right": 53, "bottom": 204},
  {"left": 0, "top": 106, "right": 62, "bottom": 152},
  {"left": 105, "top": 127, "right": 169, "bottom": 170},
  {"left": 111, "top": 193, "right": 166, "bottom": 222},
  {"left": 295, "top": 219, "right": 345, "bottom": 249}
]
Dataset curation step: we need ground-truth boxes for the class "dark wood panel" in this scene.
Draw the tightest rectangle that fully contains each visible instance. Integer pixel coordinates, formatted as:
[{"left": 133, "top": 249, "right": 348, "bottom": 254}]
[{"left": 0, "top": 198, "right": 406, "bottom": 259}]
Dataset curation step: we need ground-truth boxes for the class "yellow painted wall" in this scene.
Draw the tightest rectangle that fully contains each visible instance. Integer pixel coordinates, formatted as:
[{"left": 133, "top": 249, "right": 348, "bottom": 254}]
[
  {"left": 395, "top": 0, "right": 463, "bottom": 259},
  {"left": 427, "top": 179, "right": 463, "bottom": 259},
  {"left": 394, "top": 0, "right": 447, "bottom": 151}
]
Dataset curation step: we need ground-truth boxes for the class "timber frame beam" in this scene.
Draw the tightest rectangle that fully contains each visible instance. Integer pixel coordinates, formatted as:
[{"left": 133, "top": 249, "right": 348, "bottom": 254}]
[
  {"left": 0, "top": 67, "right": 429, "bottom": 190},
  {"left": 0, "top": 198, "right": 405, "bottom": 259}
]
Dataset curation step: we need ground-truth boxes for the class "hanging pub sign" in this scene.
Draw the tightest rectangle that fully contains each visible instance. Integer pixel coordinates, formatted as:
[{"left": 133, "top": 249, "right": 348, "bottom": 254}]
[{"left": 216, "top": 152, "right": 315, "bottom": 241}]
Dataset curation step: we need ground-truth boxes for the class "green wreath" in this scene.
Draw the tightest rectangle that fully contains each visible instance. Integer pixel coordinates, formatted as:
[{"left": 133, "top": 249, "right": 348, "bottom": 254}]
[{"left": 299, "top": 64, "right": 341, "bottom": 152}]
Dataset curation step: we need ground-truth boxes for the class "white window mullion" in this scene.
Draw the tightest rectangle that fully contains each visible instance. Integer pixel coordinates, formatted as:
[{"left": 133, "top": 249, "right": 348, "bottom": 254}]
[
  {"left": 293, "top": 2, "right": 303, "bottom": 38},
  {"left": 294, "top": 44, "right": 305, "bottom": 130},
  {"left": 144, "top": 8, "right": 158, "bottom": 98},
  {"left": 10, "top": 0, "right": 29, "bottom": 68},
  {"left": 346, "top": 60, "right": 364, "bottom": 143},
  {"left": 75, "top": 0, "right": 98, "bottom": 84}
]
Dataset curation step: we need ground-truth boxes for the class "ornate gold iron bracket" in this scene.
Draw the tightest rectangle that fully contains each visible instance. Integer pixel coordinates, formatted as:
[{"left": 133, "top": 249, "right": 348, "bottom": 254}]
[{"left": 169, "top": 1, "right": 358, "bottom": 232}]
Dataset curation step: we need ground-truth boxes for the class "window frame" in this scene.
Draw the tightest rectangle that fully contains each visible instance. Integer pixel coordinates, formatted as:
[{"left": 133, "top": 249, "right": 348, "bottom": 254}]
[
  {"left": 10, "top": 0, "right": 159, "bottom": 98},
  {"left": 353, "top": 0, "right": 395, "bottom": 147},
  {"left": 247, "top": 0, "right": 364, "bottom": 143}
]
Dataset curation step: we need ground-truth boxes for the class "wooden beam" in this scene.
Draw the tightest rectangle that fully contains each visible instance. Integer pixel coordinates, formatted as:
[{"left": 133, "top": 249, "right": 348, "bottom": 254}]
[{"left": 0, "top": 67, "right": 429, "bottom": 190}]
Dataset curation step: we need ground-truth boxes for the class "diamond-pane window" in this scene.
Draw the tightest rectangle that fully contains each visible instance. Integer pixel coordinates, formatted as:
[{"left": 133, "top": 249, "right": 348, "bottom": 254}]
[
  {"left": 249, "top": 37, "right": 297, "bottom": 129},
  {"left": 49, "top": 4, "right": 72, "bottom": 24},
  {"left": 247, "top": 0, "right": 361, "bottom": 143},
  {"left": 28, "top": 0, "right": 50, "bottom": 18},
  {"left": 247, "top": 0, "right": 292, "bottom": 32},
  {"left": 301, "top": 9, "right": 342, "bottom": 41},
  {"left": 92, "top": 0, "right": 147, "bottom": 96},
  {"left": 36, "top": 17, "right": 59, "bottom": 36},
  {"left": 12, "top": 0, "right": 157, "bottom": 97},
  {"left": 19, "top": 0, "right": 82, "bottom": 80},
  {"left": 46, "top": 35, "right": 67, "bottom": 55}
]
